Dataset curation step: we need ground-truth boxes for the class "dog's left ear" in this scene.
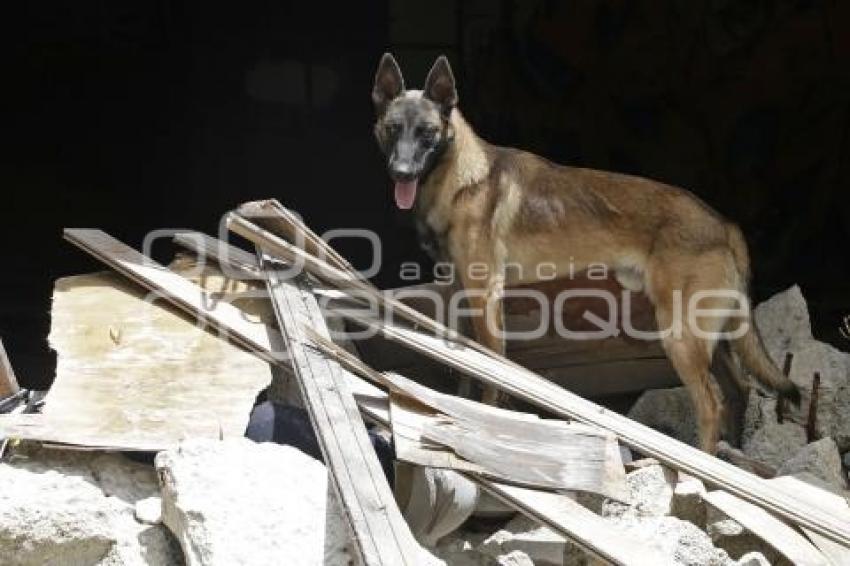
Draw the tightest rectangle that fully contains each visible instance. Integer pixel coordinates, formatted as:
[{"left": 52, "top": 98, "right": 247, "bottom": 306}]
[{"left": 423, "top": 56, "right": 458, "bottom": 114}]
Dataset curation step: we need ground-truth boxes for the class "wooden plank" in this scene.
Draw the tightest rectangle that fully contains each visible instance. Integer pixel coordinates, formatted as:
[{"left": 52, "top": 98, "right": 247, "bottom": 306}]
[
  {"left": 64, "top": 229, "right": 671, "bottom": 566},
  {"left": 0, "top": 338, "right": 20, "bottom": 399},
  {"left": 257, "top": 251, "right": 427, "bottom": 565},
  {"left": 338, "top": 310, "right": 850, "bottom": 545},
  {"left": 172, "top": 231, "right": 261, "bottom": 278},
  {"left": 387, "top": 391, "right": 628, "bottom": 498},
  {"left": 0, "top": 267, "right": 273, "bottom": 451},
  {"left": 479, "top": 481, "right": 669, "bottom": 566},
  {"left": 770, "top": 476, "right": 850, "bottom": 565},
  {"left": 237, "top": 199, "right": 356, "bottom": 276},
  {"left": 702, "top": 490, "right": 830, "bottom": 566},
  {"left": 226, "top": 214, "right": 850, "bottom": 545}
]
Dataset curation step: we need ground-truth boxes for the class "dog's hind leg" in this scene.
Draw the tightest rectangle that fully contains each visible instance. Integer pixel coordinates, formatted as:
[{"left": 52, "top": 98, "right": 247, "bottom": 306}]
[{"left": 648, "top": 250, "right": 741, "bottom": 452}]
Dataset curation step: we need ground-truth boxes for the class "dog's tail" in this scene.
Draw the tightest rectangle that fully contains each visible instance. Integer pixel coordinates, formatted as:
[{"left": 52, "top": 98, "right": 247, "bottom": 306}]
[{"left": 725, "top": 224, "right": 799, "bottom": 400}]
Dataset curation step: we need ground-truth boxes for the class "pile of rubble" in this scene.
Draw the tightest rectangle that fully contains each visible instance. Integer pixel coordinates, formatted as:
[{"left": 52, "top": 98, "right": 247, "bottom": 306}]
[
  {"left": 629, "top": 286, "right": 850, "bottom": 494},
  {"left": 0, "top": 200, "right": 848, "bottom": 565}
]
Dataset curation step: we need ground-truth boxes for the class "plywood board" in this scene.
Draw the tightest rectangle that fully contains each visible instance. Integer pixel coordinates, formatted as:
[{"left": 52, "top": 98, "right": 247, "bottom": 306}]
[{"left": 0, "top": 262, "right": 272, "bottom": 450}]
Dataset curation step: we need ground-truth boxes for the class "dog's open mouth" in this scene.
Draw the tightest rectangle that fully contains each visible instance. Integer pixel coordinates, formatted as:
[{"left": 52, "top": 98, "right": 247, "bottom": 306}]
[{"left": 394, "top": 179, "right": 418, "bottom": 210}]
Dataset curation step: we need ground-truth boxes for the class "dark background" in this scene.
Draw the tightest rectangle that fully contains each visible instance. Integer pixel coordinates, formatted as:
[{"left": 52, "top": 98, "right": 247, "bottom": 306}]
[{"left": 4, "top": 1, "right": 849, "bottom": 390}]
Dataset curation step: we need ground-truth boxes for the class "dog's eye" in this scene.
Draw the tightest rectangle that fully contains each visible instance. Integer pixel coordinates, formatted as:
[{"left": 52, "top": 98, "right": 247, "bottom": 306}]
[
  {"left": 386, "top": 123, "right": 402, "bottom": 137},
  {"left": 418, "top": 126, "right": 439, "bottom": 142}
]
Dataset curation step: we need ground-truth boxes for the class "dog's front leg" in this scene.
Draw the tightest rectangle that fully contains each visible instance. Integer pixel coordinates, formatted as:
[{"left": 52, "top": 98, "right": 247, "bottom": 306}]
[{"left": 455, "top": 256, "right": 507, "bottom": 405}]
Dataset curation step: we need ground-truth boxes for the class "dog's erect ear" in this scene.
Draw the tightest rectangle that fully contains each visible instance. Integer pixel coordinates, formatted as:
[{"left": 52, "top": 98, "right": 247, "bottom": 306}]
[
  {"left": 423, "top": 56, "right": 458, "bottom": 112},
  {"left": 372, "top": 53, "right": 405, "bottom": 113}
]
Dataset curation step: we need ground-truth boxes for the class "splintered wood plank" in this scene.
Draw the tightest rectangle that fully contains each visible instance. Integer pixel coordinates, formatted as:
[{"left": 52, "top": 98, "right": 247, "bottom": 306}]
[
  {"left": 257, "top": 252, "right": 424, "bottom": 566},
  {"left": 64, "top": 229, "right": 281, "bottom": 361},
  {"left": 703, "top": 490, "right": 830, "bottom": 566},
  {"left": 227, "top": 214, "right": 850, "bottom": 545},
  {"left": 339, "top": 311, "right": 850, "bottom": 546},
  {"left": 173, "top": 231, "right": 261, "bottom": 278},
  {"left": 480, "top": 481, "right": 669, "bottom": 566},
  {"left": 0, "top": 339, "right": 19, "bottom": 399},
  {"left": 388, "top": 393, "right": 627, "bottom": 499},
  {"left": 769, "top": 476, "right": 850, "bottom": 565},
  {"left": 237, "top": 199, "right": 357, "bottom": 276},
  {"left": 65, "top": 230, "right": 661, "bottom": 566}
]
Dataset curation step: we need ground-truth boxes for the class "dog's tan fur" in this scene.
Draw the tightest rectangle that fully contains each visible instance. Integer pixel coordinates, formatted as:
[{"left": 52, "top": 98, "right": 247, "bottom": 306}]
[{"left": 374, "top": 55, "right": 797, "bottom": 452}]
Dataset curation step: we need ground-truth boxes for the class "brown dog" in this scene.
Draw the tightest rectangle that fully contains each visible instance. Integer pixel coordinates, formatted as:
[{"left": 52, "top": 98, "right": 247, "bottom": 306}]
[{"left": 372, "top": 53, "right": 798, "bottom": 452}]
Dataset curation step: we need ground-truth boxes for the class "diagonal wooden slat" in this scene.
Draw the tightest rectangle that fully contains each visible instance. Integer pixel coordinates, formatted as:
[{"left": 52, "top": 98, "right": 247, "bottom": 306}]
[
  {"left": 224, "top": 215, "right": 850, "bottom": 547},
  {"left": 257, "top": 251, "right": 425, "bottom": 565},
  {"left": 61, "top": 229, "right": 426, "bottom": 565}
]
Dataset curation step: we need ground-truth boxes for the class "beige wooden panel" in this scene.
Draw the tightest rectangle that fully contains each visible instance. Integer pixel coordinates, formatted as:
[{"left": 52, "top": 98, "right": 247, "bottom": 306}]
[{"left": 0, "top": 266, "right": 271, "bottom": 450}]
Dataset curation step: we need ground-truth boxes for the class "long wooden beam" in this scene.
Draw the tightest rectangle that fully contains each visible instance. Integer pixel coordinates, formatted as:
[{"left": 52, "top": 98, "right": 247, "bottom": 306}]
[
  {"left": 62, "top": 230, "right": 423, "bottom": 565},
  {"left": 68, "top": 229, "right": 666, "bottom": 565},
  {"left": 223, "top": 217, "right": 850, "bottom": 546},
  {"left": 257, "top": 250, "right": 424, "bottom": 565}
]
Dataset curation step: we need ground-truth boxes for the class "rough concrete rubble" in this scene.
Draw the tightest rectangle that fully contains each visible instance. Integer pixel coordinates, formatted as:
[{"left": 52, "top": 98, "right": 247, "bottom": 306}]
[
  {"left": 155, "top": 438, "right": 356, "bottom": 566},
  {"left": 0, "top": 446, "right": 182, "bottom": 566},
  {"left": 629, "top": 285, "right": 850, "bottom": 494}
]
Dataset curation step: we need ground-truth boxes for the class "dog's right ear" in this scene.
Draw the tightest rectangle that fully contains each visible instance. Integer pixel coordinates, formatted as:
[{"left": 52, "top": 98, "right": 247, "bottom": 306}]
[{"left": 372, "top": 53, "right": 404, "bottom": 113}]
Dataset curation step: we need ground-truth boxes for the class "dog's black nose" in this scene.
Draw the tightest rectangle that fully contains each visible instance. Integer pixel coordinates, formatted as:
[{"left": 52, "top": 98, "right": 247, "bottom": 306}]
[{"left": 389, "top": 162, "right": 417, "bottom": 182}]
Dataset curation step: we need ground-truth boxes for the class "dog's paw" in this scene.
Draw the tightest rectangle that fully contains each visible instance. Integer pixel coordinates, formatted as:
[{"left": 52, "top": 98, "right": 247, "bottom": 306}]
[{"left": 779, "top": 382, "right": 802, "bottom": 405}]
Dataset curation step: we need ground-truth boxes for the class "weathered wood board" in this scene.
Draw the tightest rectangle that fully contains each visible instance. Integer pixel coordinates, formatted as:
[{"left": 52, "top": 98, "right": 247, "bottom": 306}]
[
  {"left": 258, "top": 252, "right": 428, "bottom": 566},
  {"left": 703, "top": 489, "right": 830, "bottom": 565},
  {"left": 0, "top": 261, "right": 272, "bottom": 450},
  {"left": 389, "top": 392, "right": 628, "bottom": 499}
]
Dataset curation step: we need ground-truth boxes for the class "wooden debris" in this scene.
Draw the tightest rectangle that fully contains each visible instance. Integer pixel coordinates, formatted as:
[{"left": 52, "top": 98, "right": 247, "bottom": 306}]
[
  {"left": 227, "top": 211, "right": 850, "bottom": 545},
  {"left": 480, "top": 481, "right": 668, "bottom": 565},
  {"left": 388, "top": 392, "right": 627, "bottom": 499},
  {"left": 0, "top": 339, "right": 19, "bottom": 399},
  {"left": 702, "top": 490, "right": 830, "bottom": 566},
  {"left": 257, "top": 250, "right": 425, "bottom": 565},
  {"left": 769, "top": 476, "right": 850, "bottom": 565},
  {"left": 0, "top": 266, "right": 272, "bottom": 451}
]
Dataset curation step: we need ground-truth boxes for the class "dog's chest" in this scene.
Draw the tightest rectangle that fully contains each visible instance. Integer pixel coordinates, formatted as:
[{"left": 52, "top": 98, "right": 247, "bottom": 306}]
[{"left": 413, "top": 208, "right": 450, "bottom": 261}]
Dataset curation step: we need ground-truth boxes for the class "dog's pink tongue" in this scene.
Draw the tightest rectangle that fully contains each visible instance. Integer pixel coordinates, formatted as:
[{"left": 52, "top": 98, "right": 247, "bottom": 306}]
[{"left": 394, "top": 179, "right": 418, "bottom": 210}]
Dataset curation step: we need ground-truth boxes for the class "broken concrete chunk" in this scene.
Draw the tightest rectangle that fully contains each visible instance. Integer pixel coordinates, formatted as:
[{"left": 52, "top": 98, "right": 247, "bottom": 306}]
[
  {"left": 705, "top": 507, "right": 783, "bottom": 564},
  {"left": 134, "top": 497, "right": 163, "bottom": 526},
  {"left": 753, "top": 285, "right": 812, "bottom": 361},
  {"left": 777, "top": 437, "right": 848, "bottom": 490},
  {"left": 671, "top": 474, "right": 708, "bottom": 527},
  {"left": 0, "top": 448, "right": 182, "bottom": 566},
  {"left": 0, "top": 464, "right": 116, "bottom": 566},
  {"left": 495, "top": 550, "right": 535, "bottom": 566},
  {"left": 479, "top": 515, "right": 566, "bottom": 565},
  {"left": 609, "top": 515, "right": 735, "bottom": 565},
  {"left": 155, "top": 438, "right": 355, "bottom": 566},
  {"left": 741, "top": 421, "right": 807, "bottom": 470},
  {"left": 786, "top": 341, "right": 850, "bottom": 451},
  {"left": 603, "top": 463, "right": 675, "bottom": 518},
  {"left": 627, "top": 387, "right": 699, "bottom": 447}
]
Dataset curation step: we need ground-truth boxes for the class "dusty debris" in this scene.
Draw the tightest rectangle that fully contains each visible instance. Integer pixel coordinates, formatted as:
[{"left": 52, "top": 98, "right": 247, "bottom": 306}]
[
  {"left": 0, "top": 446, "right": 181, "bottom": 566},
  {"left": 671, "top": 474, "right": 708, "bottom": 527},
  {"left": 479, "top": 515, "right": 568, "bottom": 565},
  {"left": 776, "top": 437, "right": 847, "bottom": 490},
  {"left": 155, "top": 438, "right": 356, "bottom": 566},
  {"left": 741, "top": 420, "right": 807, "bottom": 470},
  {"left": 705, "top": 508, "right": 783, "bottom": 565},
  {"left": 627, "top": 387, "right": 699, "bottom": 447}
]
